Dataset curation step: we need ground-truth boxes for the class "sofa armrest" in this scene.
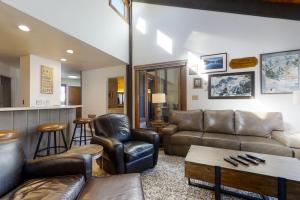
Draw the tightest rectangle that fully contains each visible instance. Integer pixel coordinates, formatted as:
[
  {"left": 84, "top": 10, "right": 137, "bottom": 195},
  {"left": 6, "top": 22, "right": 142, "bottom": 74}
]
[
  {"left": 272, "top": 131, "right": 300, "bottom": 149},
  {"left": 161, "top": 124, "right": 178, "bottom": 135},
  {"left": 91, "top": 136, "right": 125, "bottom": 173},
  {"left": 24, "top": 154, "right": 92, "bottom": 181}
]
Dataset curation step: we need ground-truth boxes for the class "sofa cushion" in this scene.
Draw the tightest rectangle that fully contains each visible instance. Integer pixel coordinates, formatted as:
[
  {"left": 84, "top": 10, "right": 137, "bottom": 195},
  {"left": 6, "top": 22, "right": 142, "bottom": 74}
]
[
  {"left": 170, "top": 110, "right": 203, "bottom": 131},
  {"left": 202, "top": 133, "right": 240, "bottom": 150},
  {"left": 204, "top": 110, "right": 235, "bottom": 134},
  {"left": 272, "top": 131, "right": 300, "bottom": 149},
  {"left": 124, "top": 141, "right": 154, "bottom": 162},
  {"left": 170, "top": 131, "right": 203, "bottom": 145},
  {"left": 78, "top": 174, "right": 144, "bottom": 200},
  {"left": 235, "top": 110, "right": 284, "bottom": 138},
  {"left": 238, "top": 136, "right": 293, "bottom": 157},
  {"left": 2, "top": 175, "right": 84, "bottom": 200}
]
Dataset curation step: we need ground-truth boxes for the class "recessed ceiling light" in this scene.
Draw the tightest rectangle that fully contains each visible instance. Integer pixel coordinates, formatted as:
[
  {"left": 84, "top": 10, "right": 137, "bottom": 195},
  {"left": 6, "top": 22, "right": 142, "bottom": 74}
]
[
  {"left": 68, "top": 75, "right": 79, "bottom": 79},
  {"left": 66, "top": 49, "right": 74, "bottom": 54},
  {"left": 18, "top": 24, "right": 30, "bottom": 32},
  {"left": 60, "top": 58, "right": 67, "bottom": 62}
]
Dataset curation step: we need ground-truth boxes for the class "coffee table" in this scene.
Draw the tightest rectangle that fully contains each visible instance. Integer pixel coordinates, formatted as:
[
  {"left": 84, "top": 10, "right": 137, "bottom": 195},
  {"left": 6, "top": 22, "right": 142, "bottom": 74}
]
[{"left": 185, "top": 145, "right": 300, "bottom": 200}]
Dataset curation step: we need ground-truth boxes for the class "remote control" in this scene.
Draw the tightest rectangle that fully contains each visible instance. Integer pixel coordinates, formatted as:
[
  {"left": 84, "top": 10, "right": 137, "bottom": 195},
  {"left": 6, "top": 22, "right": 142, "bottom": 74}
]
[
  {"left": 224, "top": 158, "right": 239, "bottom": 167},
  {"left": 230, "top": 156, "right": 249, "bottom": 166},
  {"left": 245, "top": 154, "right": 265, "bottom": 163},
  {"left": 238, "top": 155, "right": 259, "bottom": 165}
]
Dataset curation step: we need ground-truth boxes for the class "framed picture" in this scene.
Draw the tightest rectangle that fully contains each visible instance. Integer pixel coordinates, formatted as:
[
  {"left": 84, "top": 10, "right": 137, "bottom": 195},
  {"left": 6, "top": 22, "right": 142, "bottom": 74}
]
[
  {"left": 40, "top": 65, "right": 53, "bottom": 94},
  {"left": 193, "top": 78, "right": 202, "bottom": 89},
  {"left": 200, "top": 53, "right": 227, "bottom": 73},
  {"left": 261, "top": 49, "right": 300, "bottom": 94},
  {"left": 208, "top": 72, "right": 255, "bottom": 99}
]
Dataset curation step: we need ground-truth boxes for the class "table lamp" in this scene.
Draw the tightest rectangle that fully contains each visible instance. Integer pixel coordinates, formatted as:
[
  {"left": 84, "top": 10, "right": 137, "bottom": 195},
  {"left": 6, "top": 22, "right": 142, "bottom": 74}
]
[
  {"left": 293, "top": 91, "right": 300, "bottom": 105},
  {"left": 152, "top": 93, "right": 166, "bottom": 122}
]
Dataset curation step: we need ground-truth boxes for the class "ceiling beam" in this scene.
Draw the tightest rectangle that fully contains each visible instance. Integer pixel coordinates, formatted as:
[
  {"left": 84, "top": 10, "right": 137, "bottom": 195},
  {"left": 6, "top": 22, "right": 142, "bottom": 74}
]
[{"left": 133, "top": 0, "right": 300, "bottom": 21}]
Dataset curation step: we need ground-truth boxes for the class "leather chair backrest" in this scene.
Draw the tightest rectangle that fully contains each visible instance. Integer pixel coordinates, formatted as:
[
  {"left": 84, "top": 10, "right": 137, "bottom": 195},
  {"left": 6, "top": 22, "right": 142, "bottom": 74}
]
[
  {"left": 94, "top": 114, "right": 131, "bottom": 142},
  {"left": 169, "top": 110, "right": 203, "bottom": 132},
  {"left": 235, "top": 110, "right": 284, "bottom": 138},
  {"left": 0, "top": 131, "right": 25, "bottom": 197},
  {"left": 204, "top": 110, "right": 235, "bottom": 134}
]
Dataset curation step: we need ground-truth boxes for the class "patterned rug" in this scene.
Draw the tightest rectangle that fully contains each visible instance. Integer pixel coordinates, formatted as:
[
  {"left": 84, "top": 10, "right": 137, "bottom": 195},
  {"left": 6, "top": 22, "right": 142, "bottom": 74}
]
[{"left": 141, "top": 150, "right": 272, "bottom": 200}]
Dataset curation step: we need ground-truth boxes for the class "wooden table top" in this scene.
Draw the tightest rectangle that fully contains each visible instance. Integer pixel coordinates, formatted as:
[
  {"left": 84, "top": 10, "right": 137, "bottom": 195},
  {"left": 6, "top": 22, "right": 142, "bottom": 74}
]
[
  {"left": 66, "top": 144, "right": 103, "bottom": 159},
  {"left": 185, "top": 145, "right": 300, "bottom": 182}
]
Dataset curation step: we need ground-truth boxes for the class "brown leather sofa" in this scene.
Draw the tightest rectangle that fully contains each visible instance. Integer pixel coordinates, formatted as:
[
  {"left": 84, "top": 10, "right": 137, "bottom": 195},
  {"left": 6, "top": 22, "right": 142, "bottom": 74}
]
[
  {"left": 162, "top": 110, "right": 298, "bottom": 158},
  {"left": 0, "top": 130, "right": 144, "bottom": 200}
]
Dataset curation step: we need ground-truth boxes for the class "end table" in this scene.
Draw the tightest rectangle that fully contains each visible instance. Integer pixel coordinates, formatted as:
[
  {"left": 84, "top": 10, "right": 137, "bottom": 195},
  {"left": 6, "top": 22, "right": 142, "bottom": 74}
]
[{"left": 149, "top": 120, "right": 169, "bottom": 145}]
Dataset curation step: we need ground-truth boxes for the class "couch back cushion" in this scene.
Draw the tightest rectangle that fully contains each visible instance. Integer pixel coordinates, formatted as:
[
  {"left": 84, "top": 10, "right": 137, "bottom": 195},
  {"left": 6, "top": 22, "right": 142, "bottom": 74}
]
[
  {"left": 170, "top": 110, "right": 203, "bottom": 132},
  {"left": 204, "top": 110, "right": 235, "bottom": 134},
  {"left": 235, "top": 110, "right": 284, "bottom": 138}
]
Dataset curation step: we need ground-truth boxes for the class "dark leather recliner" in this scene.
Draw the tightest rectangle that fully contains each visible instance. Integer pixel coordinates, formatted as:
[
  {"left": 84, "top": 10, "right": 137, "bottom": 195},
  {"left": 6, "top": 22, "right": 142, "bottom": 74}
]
[
  {"left": 91, "top": 114, "right": 160, "bottom": 174},
  {"left": 0, "top": 130, "right": 145, "bottom": 200}
]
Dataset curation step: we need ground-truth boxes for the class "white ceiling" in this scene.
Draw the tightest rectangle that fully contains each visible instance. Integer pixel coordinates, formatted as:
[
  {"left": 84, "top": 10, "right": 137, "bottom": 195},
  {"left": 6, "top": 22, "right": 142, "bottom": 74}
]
[{"left": 0, "top": 2, "right": 126, "bottom": 71}]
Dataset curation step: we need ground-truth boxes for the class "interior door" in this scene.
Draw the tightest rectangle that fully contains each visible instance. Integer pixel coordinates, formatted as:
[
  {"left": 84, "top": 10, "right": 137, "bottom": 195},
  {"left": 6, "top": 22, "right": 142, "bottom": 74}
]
[
  {"left": 0, "top": 76, "right": 12, "bottom": 107},
  {"left": 68, "top": 86, "right": 82, "bottom": 118}
]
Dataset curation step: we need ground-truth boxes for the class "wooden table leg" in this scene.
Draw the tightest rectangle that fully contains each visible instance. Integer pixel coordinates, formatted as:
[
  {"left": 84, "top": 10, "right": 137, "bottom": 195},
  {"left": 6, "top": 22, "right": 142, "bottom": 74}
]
[{"left": 215, "top": 166, "right": 221, "bottom": 200}]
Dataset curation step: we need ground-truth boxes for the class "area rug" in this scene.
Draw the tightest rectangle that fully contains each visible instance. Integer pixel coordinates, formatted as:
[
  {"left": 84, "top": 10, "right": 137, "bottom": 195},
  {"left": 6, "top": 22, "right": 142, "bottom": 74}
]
[{"left": 141, "top": 150, "right": 271, "bottom": 200}]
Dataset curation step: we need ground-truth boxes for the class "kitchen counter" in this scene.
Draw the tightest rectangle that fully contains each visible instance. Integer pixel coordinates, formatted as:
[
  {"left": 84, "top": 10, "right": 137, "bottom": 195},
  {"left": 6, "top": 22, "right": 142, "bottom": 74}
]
[{"left": 0, "top": 105, "right": 81, "bottom": 159}]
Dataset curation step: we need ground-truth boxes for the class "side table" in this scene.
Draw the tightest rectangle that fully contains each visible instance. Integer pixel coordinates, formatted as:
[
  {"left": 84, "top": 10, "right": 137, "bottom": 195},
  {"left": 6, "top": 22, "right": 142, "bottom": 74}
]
[
  {"left": 64, "top": 144, "right": 103, "bottom": 176},
  {"left": 149, "top": 120, "right": 169, "bottom": 146}
]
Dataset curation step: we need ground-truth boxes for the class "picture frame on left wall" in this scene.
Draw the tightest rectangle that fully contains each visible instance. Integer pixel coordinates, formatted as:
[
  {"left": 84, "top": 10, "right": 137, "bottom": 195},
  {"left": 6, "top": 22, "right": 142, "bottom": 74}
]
[
  {"left": 200, "top": 53, "right": 227, "bottom": 74},
  {"left": 208, "top": 71, "right": 255, "bottom": 99}
]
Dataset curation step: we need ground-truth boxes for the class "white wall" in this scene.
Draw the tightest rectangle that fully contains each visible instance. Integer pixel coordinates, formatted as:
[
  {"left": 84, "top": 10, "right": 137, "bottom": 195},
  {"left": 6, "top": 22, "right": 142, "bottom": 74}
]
[
  {"left": 133, "top": 3, "right": 300, "bottom": 130},
  {"left": 82, "top": 66, "right": 126, "bottom": 117},
  {"left": 20, "top": 55, "right": 61, "bottom": 106},
  {"left": 62, "top": 78, "right": 81, "bottom": 87},
  {"left": 2, "top": 0, "right": 129, "bottom": 63},
  {"left": 0, "top": 60, "right": 20, "bottom": 106}
]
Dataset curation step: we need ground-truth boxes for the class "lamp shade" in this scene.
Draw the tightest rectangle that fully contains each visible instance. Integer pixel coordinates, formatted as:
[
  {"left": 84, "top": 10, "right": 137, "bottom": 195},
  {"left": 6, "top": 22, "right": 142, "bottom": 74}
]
[
  {"left": 293, "top": 91, "right": 300, "bottom": 105},
  {"left": 152, "top": 93, "right": 166, "bottom": 104}
]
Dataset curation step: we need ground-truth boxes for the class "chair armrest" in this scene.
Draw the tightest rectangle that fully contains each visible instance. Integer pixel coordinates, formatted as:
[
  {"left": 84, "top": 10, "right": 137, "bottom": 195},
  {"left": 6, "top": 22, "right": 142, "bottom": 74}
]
[
  {"left": 161, "top": 124, "right": 178, "bottom": 135},
  {"left": 131, "top": 129, "right": 160, "bottom": 166},
  {"left": 131, "top": 129, "right": 160, "bottom": 145},
  {"left": 24, "top": 154, "right": 92, "bottom": 181},
  {"left": 91, "top": 136, "right": 125, "bottom": 173}
]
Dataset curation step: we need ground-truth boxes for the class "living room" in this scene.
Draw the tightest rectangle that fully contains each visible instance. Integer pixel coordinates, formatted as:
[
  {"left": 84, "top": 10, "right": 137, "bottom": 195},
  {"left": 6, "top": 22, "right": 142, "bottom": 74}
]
[{"left": 1, "top": 0, "right": 300, "bottom": 200}]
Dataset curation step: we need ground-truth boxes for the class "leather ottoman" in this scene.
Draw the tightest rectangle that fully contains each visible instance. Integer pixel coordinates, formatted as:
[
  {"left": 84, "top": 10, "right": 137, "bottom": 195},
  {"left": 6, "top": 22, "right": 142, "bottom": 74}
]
[{"left": 77, "top": 173, "right": 144, "bottom": 200}]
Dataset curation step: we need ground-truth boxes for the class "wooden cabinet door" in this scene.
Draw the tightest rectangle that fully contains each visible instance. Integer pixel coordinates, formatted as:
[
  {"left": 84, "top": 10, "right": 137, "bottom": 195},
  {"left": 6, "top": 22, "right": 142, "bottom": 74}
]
[{"left": 68, "top": 86, "right": 81, "bottom": 118}]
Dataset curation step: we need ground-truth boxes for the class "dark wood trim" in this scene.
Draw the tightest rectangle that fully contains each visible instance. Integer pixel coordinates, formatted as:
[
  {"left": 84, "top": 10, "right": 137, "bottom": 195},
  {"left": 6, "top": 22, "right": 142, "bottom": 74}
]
[
  {"left": 126, "top": 0, "right": 133, "bottom": 125},
  {"left": 133, "top": 0, "right": 300, "bottom": 21},
  {"left": 134, "top": 60, "right": 187, "bottom": 128}
]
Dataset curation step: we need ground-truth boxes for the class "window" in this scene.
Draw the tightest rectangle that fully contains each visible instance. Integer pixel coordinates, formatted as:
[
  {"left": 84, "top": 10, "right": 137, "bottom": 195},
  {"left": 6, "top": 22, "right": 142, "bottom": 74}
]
[
  {"left": 60, "top": 84, "right": 67, "bottom": 105},
  {"left": 110, "top": 0, "right": 129, "bottom": 21}
]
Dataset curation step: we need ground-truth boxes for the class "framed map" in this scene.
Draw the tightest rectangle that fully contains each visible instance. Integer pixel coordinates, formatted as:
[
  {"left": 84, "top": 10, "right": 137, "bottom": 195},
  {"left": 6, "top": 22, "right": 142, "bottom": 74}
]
[
  {"left": 40, "top": 65, "right": 53, "bottom": 94},
  {"left": 261, "top": 49, "right": 300, "bottom": 94}
]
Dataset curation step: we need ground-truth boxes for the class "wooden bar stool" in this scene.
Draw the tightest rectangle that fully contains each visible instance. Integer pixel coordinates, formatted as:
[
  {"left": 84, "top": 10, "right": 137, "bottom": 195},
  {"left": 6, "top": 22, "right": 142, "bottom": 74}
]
[
  {"left": 34, "top": 123, "right": 67, "bottom": 159},
  {"left": 69, "top": 118, "right": 94, "bottom": 148}
]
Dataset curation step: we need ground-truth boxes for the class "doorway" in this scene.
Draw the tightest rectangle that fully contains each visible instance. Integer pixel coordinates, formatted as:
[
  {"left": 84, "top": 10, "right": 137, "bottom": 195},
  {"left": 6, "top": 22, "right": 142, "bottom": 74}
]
[
  {"left": 135, "top": 60, "right": 187, "bottom": 128},
  {"left": 107, "top": 76, "right": 125, "bottom": 114},
  {"left": 0, "top": 75, "right": 12, "bottom": 107}
]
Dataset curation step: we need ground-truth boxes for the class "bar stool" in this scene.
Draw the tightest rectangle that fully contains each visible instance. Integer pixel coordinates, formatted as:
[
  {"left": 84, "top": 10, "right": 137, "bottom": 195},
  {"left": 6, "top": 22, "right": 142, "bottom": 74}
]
[
  {"left": 69, "top": 118, "right": 94, "bottom": 148},
  {"left": 34, "top": 123, "right": 67, "bottom": 159}
]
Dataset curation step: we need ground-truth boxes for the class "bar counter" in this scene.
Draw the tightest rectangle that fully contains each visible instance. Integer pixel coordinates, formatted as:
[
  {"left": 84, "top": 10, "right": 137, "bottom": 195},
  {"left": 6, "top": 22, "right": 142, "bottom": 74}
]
[{"left": 0, "top": 105, "right": 82, "bottom": 159}]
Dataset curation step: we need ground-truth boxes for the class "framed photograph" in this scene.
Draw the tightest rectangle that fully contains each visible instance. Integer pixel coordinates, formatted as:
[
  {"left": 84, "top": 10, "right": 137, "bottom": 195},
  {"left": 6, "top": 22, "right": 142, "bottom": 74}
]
[
  {"left": 208, "top": 72, "right": 255, "bottom": 99},
  {"left": 193, "top": 78, "right": 202, "bottom": 89},
  {"left": 200, "top": 53, "right": 227, "bottom": 73},
  {"left": 261, "top": 49, "right": 300, "bottom": 94}
]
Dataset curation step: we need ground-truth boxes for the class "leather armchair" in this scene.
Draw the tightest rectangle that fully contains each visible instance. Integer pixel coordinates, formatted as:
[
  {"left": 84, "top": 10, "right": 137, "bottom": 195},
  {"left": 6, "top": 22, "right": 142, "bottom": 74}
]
[
  {"left": 91, "top": 114, "right": 160, "bottom": 174},
  {"left": 0, "top": 130, "right": 145, "bottom": 200}
]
